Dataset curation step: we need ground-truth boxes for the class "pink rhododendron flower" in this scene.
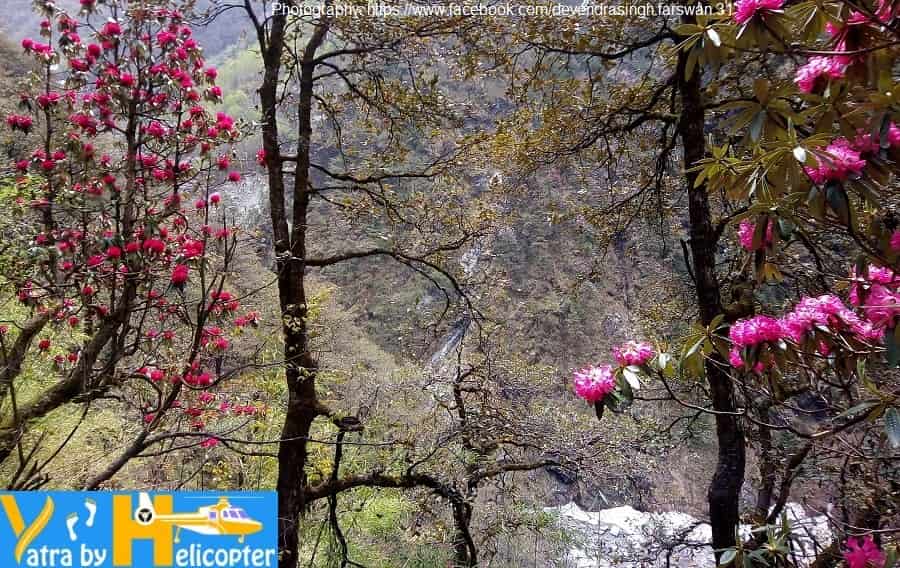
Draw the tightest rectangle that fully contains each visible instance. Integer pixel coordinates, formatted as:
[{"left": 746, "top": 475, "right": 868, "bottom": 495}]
[
  {"left": 171, "top": 264, "right": 189, "bottom": 287},
  {"left": 573, "top": 365, "right": 616, "bottom": 403},
  {"left": 729, "top": 315, "right": 783, "bottom": 347},
  {"left": 728, "top": 348, "right": 745, "bottom": 368},
  {"left": 794, "top": 56, "right": 846, "bottom": 93},
  {"left": 612, "top": 341, "right": 655, "bottom": 366},
  {"left": 215, "top": 112, "right": 234, "bottom": 131},
  {"left": 877, "top": 0, "right": 900, "bottom": 22},
  {"left": 100, "top": 21, "right": 122, "bottom": 36},
  {"left": 804, "top": 138, "right": 866, "bottom": 184},
  {"left": 6, "top": 114, "right": 33, "bottom": 132},
  {"left": 890, "top": 231, "right": 900, "bottom": 252},
  {"left": 737, "top": 219, "right": 773, "bottom": 251},
  {"left": 843, "top": 535, "right": 885, "bottom": 568},
  {"left": 733, "top": 0, "right": 784, "bottom": 23},
  {"left": 780, "top": 294, "right": 881, "bottom": 343},
  {"left": 862, "top": 284, "right": 900, "bottom": 328},
  {"left": 852, "top": 123, "right": 900, "bottom": 153},
  {"left": 182, "top": 239, "right": 204, "bottom": 259}
]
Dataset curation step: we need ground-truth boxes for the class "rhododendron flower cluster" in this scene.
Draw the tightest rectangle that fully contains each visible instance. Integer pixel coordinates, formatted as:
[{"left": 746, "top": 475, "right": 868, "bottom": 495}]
[
  {"left": 794, "top": 56, "right": 847, "bottom": 93},
  {"left": 729, "top": 315, "right": 783, "bottom": 348},
  {"left": 804, "top": 138, "right": 867, "bottom": 184},
  {"left": 574, "top": 340, "right": 656, "bottom": 403},
  {"left": 850, "top": 265, "right": 900, "bottom": 328},
  {"left": 573, "top": 365, "right": 616, "bottom": 403},
  {"left": 612, "top": 341, "right": 655, "bottom": 366},
  {"left": 728, "top": 289, "right": 885, "bottom": 371},
  {"left": 733, "top": 0, "right": 784, "bottom": 23},
  {"left": 6, "top": 114, "right": 34, "bottom": 132},
  {"left": 737, "top": 219, "right": 774, "bottom": 251},
  {"left": 780, "top": 295, "right": 880, "bottom": 343},
  {"left": 843, "top": 535, "right": 886, "bottom": 568}
]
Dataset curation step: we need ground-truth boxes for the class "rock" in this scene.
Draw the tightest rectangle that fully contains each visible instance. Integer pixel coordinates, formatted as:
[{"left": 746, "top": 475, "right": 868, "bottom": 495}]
[{"left": 545, "top": 502, "right": 832, "bottom": 567}]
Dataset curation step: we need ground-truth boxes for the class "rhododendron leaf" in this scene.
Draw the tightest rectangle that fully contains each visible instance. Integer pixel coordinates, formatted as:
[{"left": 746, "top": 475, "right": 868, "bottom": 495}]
[
  {"left": 751, "top": 217, "right": 768, "bottom": 250},
  {"left": 836, "top": 401, "right": 880, "bottom": 422},
  {"left": 886, "top": 407, "right": 900, "bottom": 449},
  {"left": 674, "top": 24, "right": 704, "bottom": 36},
  {"left": 776, "top": 218, "right": 794, "bottom": 240},
  {"left": 593, "top": 400, "right": 604, "bottom": 421},
  {"left": 622, "top": 367, "right": 641, "bottom": 391},
  {"left": 807, "top": 186, "right": 825, "bottom": 219},
  {"left": 884, "top": 545, "right": 898, "bottom": 568},
  {"left": 718, "top": 548, "right": 737, "bottom": 566},
  {"left": 712, "top": 338, "right": 731, "bottom": 360},
  {"left": 753, "top": 79, "right": 769, "bottom": 105},
  {"left": 684, "top": 47, "right": 699, "bottom": 81},
  {"left": 708, "top": 313, "right": 726, "bottom": 333},
  {"left": 606, "top": 383, "right": 633, "bottom": 413},
  {"left": 825, "top": 182, "right": 850, "bottom": 225}
]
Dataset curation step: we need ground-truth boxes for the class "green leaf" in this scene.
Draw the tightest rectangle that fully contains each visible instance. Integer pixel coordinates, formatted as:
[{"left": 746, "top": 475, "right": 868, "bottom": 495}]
[
  {"left": 825, "top": 182, "right": 850, "bottom": 225},
  {"left": 622, "top": 366, "right": 641, "bottom": 391},
  {"left": 753, "top": 78, "right": 770, "bottom": 104},
  {"left": 807, "top": 186, "right": 825, "bottom": 220},
  {"left": 776, "top": 218, "right": 795, "bottom": 240},
  {"left": 885, "top": 407, "right": 900, "bottom": 449},
  {"left": 883, "top": 546, "right": 897, "bottom": 568},
  {"left": 718, "top": 548, "right": 737, "bottom": 566},
  {"left": 685, "top": 47, "right": 699, "bottom": 81},
  {"left": 750, "top": 110, "right": 767, "bottom": 141},
  {"left": 836, "top": 400, "right": 880, "bottom": 421},
  {"left": 594, "top": 400, "right": 605, "bottom": 421}
]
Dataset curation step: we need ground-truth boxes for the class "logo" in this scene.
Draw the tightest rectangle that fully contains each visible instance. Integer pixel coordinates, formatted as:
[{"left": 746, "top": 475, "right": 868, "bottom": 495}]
[{"left": 0, "top": 491, "right": 277, "bottom": 567}]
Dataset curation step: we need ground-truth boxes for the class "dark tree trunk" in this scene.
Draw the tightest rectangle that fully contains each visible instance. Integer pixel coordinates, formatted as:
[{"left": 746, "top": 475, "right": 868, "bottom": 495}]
[
  {"left": 451, "top": 499, "right": 476, "bottom": 567},
  {"left": 255, "top": 11, "right": 330, "bottom": 567},
  {"left": 676, "top": 23, "right": 747, "bottom": 557}
]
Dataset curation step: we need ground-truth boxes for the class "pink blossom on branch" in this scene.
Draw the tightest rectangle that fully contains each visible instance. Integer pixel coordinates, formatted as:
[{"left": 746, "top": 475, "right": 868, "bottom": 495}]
[
  {"left": 737, "top": 219, "right": 773, "bottom": 251},
  {"left": 573, "top": 365, "right": 616, "bottom": 403},
  {"left": 794, "top": 56, "right": 846, "bottom": 93},
  {"left": 804, "top": 138, "right": 866, "bottom": 184},
  {"left": 843, "top": 535, "right": 885, "bottom": 568},
  {"left": 733, "top": 0, "right": 784, "bottom": 24},
  {"left": 612, "top": 341, "right": 655, "bottom": 367},
  {"left": 729, "top": 315, "right": 783, "bottom": 348}
]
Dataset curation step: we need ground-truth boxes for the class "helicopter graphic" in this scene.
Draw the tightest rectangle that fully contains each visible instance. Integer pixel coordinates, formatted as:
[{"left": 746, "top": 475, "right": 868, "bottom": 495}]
[{"left": 133, "top": 492, "right": 263, "bottom": 544}]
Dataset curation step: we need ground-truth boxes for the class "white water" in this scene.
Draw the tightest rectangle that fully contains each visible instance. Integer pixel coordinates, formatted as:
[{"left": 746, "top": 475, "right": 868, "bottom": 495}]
[{"left": 547, "top": 502, "right": 832, "bottom": 567}]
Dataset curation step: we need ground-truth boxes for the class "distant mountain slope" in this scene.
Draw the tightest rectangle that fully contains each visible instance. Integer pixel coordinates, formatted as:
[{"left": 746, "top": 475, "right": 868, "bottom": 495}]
[{"left": 0, "top": 0, "right": 248, "bottom": 57}]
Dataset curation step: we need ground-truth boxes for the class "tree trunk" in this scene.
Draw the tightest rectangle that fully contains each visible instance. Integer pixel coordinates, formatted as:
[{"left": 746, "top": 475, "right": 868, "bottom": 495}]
[
  {"left": 451, "top": 498, "right": 476, "bottom": 567},
  {"left": 676, "top": 23, "right": 747, "bottom": 557},
  {"left": 255, "top": 11, "right": 330, "bottom": 566}
]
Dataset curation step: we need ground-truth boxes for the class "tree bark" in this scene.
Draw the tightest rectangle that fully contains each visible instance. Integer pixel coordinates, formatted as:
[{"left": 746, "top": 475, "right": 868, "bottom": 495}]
[
  {"left": 255, "top": 9, "right": 330, "bottom": 567},
  {"left": 676, "top": 23, "right": 746, "bottom": 557}
]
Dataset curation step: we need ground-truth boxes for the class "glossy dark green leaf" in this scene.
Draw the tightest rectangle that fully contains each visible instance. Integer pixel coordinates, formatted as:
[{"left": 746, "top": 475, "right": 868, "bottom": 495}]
[{"left": 885, "top": 407, "right": 900, "bottom": 449}]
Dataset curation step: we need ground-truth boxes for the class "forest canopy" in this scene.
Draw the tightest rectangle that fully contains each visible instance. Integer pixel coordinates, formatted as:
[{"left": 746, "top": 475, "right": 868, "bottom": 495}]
[{"left": 0, "top": 0, "right": 898, "bottom": 567}]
